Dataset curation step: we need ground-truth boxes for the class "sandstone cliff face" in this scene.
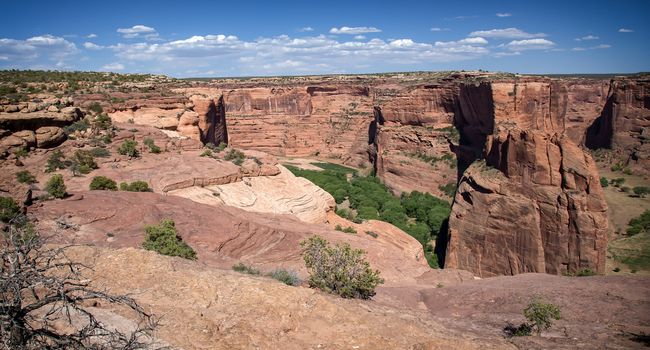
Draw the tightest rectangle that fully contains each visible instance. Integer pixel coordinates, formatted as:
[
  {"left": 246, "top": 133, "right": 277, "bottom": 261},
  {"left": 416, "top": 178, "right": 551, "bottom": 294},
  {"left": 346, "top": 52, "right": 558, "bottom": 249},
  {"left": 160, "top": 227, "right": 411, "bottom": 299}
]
[{"left": 444, "top": 127, "right": 608, "bottom": 277}]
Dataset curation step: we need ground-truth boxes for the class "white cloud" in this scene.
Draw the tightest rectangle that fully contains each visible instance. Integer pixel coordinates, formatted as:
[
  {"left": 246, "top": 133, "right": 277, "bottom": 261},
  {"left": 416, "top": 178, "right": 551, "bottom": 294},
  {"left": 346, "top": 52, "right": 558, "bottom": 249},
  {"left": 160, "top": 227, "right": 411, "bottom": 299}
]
[
  {"left": 329, "top": 26, "right": 382, "bottom": 35},
  {"left": 469, "top": 28, "right": 546, "bottom": 39},
  {"left": 0, "top": 35, "right": 78, "bottom": 65},
  {"left": 572, "top": 44, "right": 611, "bottom": 51},
  {"left": 83, "top": 42, "right": 103, "bottom": 50},
  {"left": 354, "top": 35, "right": 366, "bottom": 40},
  {"left": 505, "top": 38, "right": 555, "bottom": 51},
  {"left": 298, "top": 27, "right": 314, "bottom": 32},
  {"left": 575, "top": 35, "right": 599, "bottom": 41},
  {"left": 86, "top": 33, "right": 98, "bottom": 39},
  {"left": 102, "top": 62, "right": 124, "bottom": 70},
  {"left": 430, "top": 27, "right": 450, "bottom": 32},
  {"left": 494, "top": 51, "right": 520, "bottom": 57},
  {"left": 618, "top": 28, "right": 633, "bottom": 33},
  {"left": 496, "top": 13, "right": 512, "bottom": 17},
  {"left": 459, "top": 37, "right": 488, "bottom": 45},
  {"left": 117, "top": 25, "right": 158, "bottom": 39}
]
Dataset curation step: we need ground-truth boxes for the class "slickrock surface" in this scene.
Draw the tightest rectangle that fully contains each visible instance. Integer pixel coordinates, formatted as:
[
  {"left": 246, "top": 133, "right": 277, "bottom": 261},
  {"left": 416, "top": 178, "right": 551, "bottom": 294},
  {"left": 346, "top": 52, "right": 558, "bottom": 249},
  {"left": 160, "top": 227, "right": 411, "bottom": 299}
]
[{"left": 169, "top": 166, "right": 335, "bottom": 223}]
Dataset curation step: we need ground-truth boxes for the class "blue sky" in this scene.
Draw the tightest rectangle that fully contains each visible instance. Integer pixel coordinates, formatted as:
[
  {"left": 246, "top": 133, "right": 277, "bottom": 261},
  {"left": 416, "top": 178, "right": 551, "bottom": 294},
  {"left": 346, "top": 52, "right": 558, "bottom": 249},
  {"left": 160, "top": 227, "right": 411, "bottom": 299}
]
[{"left": 0, "top": 0, "right": 648, "bottom": 77}]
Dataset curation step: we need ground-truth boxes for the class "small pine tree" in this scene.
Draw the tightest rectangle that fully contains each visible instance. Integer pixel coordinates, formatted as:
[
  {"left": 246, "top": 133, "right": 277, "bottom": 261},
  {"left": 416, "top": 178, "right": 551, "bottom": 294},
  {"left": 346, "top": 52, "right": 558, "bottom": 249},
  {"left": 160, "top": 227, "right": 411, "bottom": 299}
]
[{"left": 45, "top": 174, "right": 66, "bottom": 199}]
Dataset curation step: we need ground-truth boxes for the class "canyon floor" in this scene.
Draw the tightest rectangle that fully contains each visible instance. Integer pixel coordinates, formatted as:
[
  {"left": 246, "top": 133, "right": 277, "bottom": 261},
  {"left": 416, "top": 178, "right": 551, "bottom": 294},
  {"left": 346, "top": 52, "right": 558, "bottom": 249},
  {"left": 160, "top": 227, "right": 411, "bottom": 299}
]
[{"left": 1, "top": 70, "right": 649, "bottom": 349}]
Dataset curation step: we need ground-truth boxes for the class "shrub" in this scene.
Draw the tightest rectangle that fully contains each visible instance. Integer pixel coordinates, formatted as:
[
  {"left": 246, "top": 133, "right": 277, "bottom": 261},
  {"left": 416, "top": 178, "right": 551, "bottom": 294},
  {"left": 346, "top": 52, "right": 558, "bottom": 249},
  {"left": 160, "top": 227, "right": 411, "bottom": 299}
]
[
  {"left": 611, "top": 177, "right": 625, "bottom": 187},
  {"left": 232, "top": 262, "right": 260, "bottom": 275},
  {"left": 63, "top": 118, "right": 90, "bottom": 135},
  {"left": 200, "top": 149, "right": 213, "bottom": 157},
  {"left": 45, "top": 174, "right": 66, "bottom": 198},
  {"left": 438, "top": 182, "right": 457, "bottom": 197},
  {"left": 600, "top": 176, "right": 609, "bottom": 188},
  {"left": 142, "top": 219, "right": 197, "bottom": 260},
  {"left": 523, "top": 297, "right": 562, "bottom": 336},
  {"left": 621, "top": 186, "right": 631, "bottom": 193},
  {"left": 143, "top": 138, "right": 161, "bottom": 154},
  {"left": 89, "top": 147, "right": 110, "bottom": 158},
  {"left": 334, "top": 225, "right": 357, "bottom": 234},
  {"left": 574, "top": 268, "right": 596, "bottom": 276},
  {"left": 633, "top": 186, "right": 650, "bottom": 198},
  {"left": 217, "top": 142, "right": 228, "bottom": 151},
  {"left": 89, "top": 176, "right": 117, "bottom": 191},
  {"left": 88, "top": 102, "right": 103, "bottom": 114},
  {"left": 301, "top": 235, "right": 384, "bottom": 299},
  {"left": 627, "top": 210, "right": 650, "bottom": 235},
  {"left": 267, "top": 268, "right": 301, "bottom": 286},
  {"left": 119, "top": 180, "right": 151, "bottom": 192},
  {"left": 117, "top": 139, "right": 139, "bottom": 157},
  {"left": 14, "top": 148, "right": 29, "bottom": 158},
  {"left": 92, "top": 113, "right": 112, "bottom": 130},
  {"left": 503, "top": 323, "right": 533, "bottom": 337},
  {"left": 16, "top": 170, "right": 36, "bottom": 184},
  {"left": 365, "top": 230, "right": 378, "bottom": 238},
  {"left": 71, "top": 150, "right": 98, "bottom": 174},
  {"left": 224, "top": 148, "right": 246, "bottom": 165},
  {"left": 45, "top": 150, "right": 66, "bottom": 172},
  {"left": 0, "top": 197, "right": 21, "bottom": 222}
]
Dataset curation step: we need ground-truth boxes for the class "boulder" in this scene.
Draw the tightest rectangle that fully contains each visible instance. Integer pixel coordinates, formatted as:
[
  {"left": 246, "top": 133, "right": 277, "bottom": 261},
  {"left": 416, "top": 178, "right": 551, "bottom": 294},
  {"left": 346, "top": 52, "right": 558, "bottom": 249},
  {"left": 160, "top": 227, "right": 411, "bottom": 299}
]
[{"left": 35, "top": 126, "right": 66, "bottom": 148}]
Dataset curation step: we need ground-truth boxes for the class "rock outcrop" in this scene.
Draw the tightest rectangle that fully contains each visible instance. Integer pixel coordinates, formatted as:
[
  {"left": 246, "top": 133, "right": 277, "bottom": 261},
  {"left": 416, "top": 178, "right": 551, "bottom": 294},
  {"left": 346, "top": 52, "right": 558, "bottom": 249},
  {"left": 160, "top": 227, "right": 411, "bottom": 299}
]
[{"left": 444, "top": 127, "right": 609, "bottom": 277}]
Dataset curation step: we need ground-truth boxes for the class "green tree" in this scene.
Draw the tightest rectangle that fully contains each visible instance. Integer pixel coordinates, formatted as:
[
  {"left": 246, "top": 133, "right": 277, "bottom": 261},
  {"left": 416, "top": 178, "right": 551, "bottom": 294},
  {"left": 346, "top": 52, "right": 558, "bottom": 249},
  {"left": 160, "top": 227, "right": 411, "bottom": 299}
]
[
  {"left": 301, "top": 235, "right": 384, "bottom": 299},
  {"left": 45, "top": 174, "right": 66, "bottom": 199}
]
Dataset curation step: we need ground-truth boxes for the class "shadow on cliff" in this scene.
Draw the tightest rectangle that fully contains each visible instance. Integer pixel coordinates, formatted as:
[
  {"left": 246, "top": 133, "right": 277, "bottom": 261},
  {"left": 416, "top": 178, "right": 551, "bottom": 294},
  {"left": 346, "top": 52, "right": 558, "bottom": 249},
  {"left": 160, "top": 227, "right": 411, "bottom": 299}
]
[{"left": 585, "top": 87, "right": 615, "bottom": 150}]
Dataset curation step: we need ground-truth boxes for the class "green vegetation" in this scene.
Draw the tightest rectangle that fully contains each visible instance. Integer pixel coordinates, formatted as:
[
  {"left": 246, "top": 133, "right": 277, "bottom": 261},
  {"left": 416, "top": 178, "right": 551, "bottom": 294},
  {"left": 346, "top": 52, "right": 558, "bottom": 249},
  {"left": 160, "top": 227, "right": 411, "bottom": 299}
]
[
  {"left": 523, "top": 298, "right": 562, "bottom": 336},
  {"left": 232, "top": 262, "right": 260, "bottom": 275},
  {"left": 117, "top": 139, "right": 139, "bottom": 157},
  {"left": 0, "top": 197, "right": 21, "bottom": 222},
  {"left": 610, "top": 162, "right": 625, "bottom": 172},
  {"left": 0, "top": 70, "right": 157, "bottom": 84},
  {"left": 610, "top": 177, "right": 626, "bottom": 187},
  {"left": 224, "top": 148, "right": 246, "bottom": 165},
  {"left": 142, "top": 219, "right": 197, "bottom": 260},
  {"left": 205, "top": 142, "right": 228, "bottom": 153},
  {"left": 435, "top": 126, "right": 460, "bottom": 143},
  {"left": 633, "top": 186, "right": 650, "bottom": 198},
  {"left": 438, "top": 182, "right": 457, "bottom": 197},
  {"left": 45, "top": 174, "right": 66, "bottom": 199},
  {"left": 365, "top": 230, "right": 378, "bottom": 238},
  {"left": 627, "top": 210, "right": 650, "bottom": 236},
  {"left": 89, "top": 147, "right": 111, "bottom": 158},
  {"left": 89, "top": 176, "right": 118, "bottom": 191},
  {"left": 267, "top": 268, "right": 301, "bottom": 286},
  {"left": 88, "top": 102, "right": 103, "bottom": 114},
  {"left": 600, "top": 176, "right": 609, "bottom": 188},
  {"left": 71, "top": 150, "right": 98, "bottom": 175},
  {"left": 335, "top": 224, "right": 357, "bottom": 234},
  {"left": 119, "top": 181, "right": 151, "bottom": 192},
  {"left": 312, "top": 162, "right": 357, "bottom": 174},
  {"left": 13, "top": 148, "right": 29, "bottom": 158},
  {"left": 301, "top": 235, "right": 384, "bottom": 299},
  {"left": 609, "top": 231, "right": 650, "bottom": 271},
  {"left": 405, "top": 151, "right": 456, "bottom": 169},
  {"left": 285, "top": 165, "right": 450, "bottom": 268},
  {"left": 92, "top": 113, "right": 112, "bottom": 131},
  {"left": 143, "top": 138, "right": 161, "bottom": 154},
  {"left": 200, "top": 149, "right": 213, "bottom": 157},
  {"left": 15, "top": 170, "right": 36, "bottom": 184},
  {"left": 45, "top": 150, "right": 66, "bottom": 172},
  {"left": 63, "top": 118, "right": 90, "bottom": 135}
]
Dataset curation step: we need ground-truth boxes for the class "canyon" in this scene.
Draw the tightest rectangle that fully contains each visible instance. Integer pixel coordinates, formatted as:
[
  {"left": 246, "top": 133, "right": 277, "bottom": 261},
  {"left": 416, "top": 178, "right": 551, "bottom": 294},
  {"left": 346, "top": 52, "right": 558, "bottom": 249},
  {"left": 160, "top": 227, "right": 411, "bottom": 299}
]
[{"left": 1, "top": 70, "right": 649, "bottom": 349}]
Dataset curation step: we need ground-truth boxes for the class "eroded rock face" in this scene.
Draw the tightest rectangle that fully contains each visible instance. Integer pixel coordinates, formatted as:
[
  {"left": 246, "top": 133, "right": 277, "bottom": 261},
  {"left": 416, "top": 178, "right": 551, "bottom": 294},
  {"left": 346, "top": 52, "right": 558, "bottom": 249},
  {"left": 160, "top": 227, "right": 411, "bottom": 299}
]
[{"left": 444, "top": 127, "right": 608, "bottom": 277}]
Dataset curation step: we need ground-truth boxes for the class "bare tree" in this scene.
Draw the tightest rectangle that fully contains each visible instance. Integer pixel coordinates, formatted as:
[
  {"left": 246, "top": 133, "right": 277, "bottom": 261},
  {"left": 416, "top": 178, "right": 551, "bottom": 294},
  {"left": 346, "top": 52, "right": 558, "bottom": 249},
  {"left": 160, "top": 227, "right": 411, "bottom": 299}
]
[{"left": 1, "top": 216, "right": 158, "bottom": 349}]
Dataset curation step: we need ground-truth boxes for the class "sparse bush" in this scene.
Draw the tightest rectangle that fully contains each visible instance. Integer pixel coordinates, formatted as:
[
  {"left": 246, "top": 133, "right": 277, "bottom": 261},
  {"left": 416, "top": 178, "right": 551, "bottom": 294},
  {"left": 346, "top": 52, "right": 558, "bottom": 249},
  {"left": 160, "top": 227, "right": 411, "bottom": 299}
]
[
  {"left": 575, "top": 268, "right": 596, "bottom": 276},
  {"left": 143, "top": 138, "right": 161, "bottom": 154},
  {"left": 45, "top": 174, "right": 66, "bottom": 198},
  {"left": 301, "top": 235, "right": 384, "bottom": 299},
  {"left": 16, "top": 170, "right": 36, "bottom": 184},
  {"left": 13, "top": 148, "right": 29, "bottom": 158},
  {"left": 633, "top": 186, "right": 650, "bottom": 198},
  {"left": 119, "top": 180, "right": 151, "bottom": 192},
  {"left": 523, "top": 297, "right": 562, "bottom": 336},
  {"left": 627, "top": 210, "right": 650, "bottom": 235},
  {"left": 89, "top": 147, "right": 111, "bottom": 158},
  {"left": 92, "top": 113, "right": 112, "bottom": 130},
  {"left": 88, "top": 101, "right": 103, "bottom": 114},
  {"left": 503, "top": 322, "right": 533, "bottom": 337},
  {"left": 63, "top": 118, "right": 90, "bottom": 135},
  {"left": 611, "top": 177, "right": 626, "bottom": 187},
  {"left": 217, "top": 142, "right": 228, "bottom": 151},
  {"left": 118, "top": 139, "right": 139, "bottom": 157},
  {"left": 200, "top": 149, "right": 213, "bottom": 157},
  {"left": 224, "top": 148, "right": 246, "bottom": 165},
  {"left": 142, "top": 219, "right": 197, "bottom": 260},
  {"left": 45, "top": 150, "right": 66, "bottom": 172},
  {"left": 267, "top": 268, "right": 301, "bottom": 286},
  {"left": 71, "top": 149, "right": 98, "bottom": 174},
  {"left": 335, "top": 224, "right": 357, "bottom": 234},
  {"left": 365, "top": 230, "right": 378, "bottom": 238},
  {"left": 0, "top": 197, "right": 21, "bottom": 222},
  {"left": 438, "top": 182, "right": 457, "bottom": 197},
  {"left": 600, "top": 176, "right": 609, "bottom": 188},
  {"left": 89, "top": 176, "right": 117, "bottom": 191},
  {"left": 232, "top": 262, "right": 260, "bottom": 275}
]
